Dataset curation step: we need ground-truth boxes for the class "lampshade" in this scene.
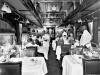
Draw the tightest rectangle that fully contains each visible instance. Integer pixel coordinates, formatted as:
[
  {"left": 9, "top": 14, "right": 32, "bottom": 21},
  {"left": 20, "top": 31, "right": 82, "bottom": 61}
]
[
  {"left": 1, "top": 3, "right": 12, "bottom": 13},
  {"left": 26, "top": 20, "right": 30, "bottom": 23}
]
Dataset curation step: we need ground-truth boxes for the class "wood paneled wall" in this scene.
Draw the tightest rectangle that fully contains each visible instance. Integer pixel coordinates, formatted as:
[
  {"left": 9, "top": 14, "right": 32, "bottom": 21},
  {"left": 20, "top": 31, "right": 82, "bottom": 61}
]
[
  {"left": 0, "top": 19, "right": 15, "bottom": 32},
  {"left": 92, "top": 17, "right": 100, "bottom": 44}
]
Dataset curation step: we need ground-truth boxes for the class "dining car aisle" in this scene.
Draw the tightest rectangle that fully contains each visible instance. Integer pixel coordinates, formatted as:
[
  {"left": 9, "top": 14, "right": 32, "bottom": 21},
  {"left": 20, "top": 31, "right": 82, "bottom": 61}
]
[{"left": 46, "top": 45, "right": 62, "bottom": 75}]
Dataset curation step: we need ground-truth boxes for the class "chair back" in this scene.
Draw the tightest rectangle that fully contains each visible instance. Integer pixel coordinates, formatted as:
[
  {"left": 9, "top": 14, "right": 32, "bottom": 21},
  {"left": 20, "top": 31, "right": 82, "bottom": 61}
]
[
  {"left": 0, "top": 61, "right": 22, "bottom": 75},
  {"left": 83, "top": 59, "right": 100, "bottom": 75},
  {"left": 26, "top": 46, "right": 37, "bottom": 57},
  {"left": 56, "top": 39, "right": 64, "bottom": 46},
  {"left": 61, "top": 44, "right": 71, "bottom": 54}
]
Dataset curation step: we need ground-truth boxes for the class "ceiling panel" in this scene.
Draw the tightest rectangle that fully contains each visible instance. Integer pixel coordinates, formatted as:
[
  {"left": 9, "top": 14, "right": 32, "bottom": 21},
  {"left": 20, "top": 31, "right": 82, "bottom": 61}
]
[
  {"left": 87, "top": 1, "right": 100, "bottom": 11},
  {"left": 71, "top": 0, "right": 100, "bottom": 21},
  {"left": 62, "top": 2, "right": 73, "bottom": 10},
  {"left": 4, "top": 0, "right": 40, "bottom": 27},
  {"left": 4, "top": 0, "right": 80, "bottom": 27},
  {"left": 5, "top": 0, "right": 27, "bottom": 10},
  {"left": 26, "top": 14, "right": 37, "bottom": 21},
  {"left": 93, "top": 11, "right": 100, "bottom": 17},
  {"left": 32, "top": 0, "right": 79, "bottom": 2},
  {"left": 20, "top": 11, "right": 32, "bottom": 15}
]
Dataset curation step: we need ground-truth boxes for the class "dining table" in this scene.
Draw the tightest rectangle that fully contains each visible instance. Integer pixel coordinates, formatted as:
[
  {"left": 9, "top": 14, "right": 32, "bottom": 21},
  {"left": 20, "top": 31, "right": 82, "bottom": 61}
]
[
  {"left": 20, "top": 42, "right": 50, "bottom": 60},
  {"left": 62, "top": 55, "right": 83, "bottom": 75},
  {"left": 38, "top": 41, "right": 49, "bottom": 60},
  {"left": 10, "top": 57, "right": 48, "bottom": 75}
]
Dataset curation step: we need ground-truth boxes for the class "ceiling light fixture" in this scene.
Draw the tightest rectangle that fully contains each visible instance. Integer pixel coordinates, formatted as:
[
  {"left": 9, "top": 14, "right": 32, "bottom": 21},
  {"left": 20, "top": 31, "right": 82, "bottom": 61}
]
[{"left": 52, "top": 5, "right": 57, "bottom": 11}]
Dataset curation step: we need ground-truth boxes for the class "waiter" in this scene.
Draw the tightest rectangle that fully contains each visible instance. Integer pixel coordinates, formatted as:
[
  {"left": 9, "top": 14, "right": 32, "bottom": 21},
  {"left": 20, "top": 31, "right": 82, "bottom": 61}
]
[{"left": 80, "top": 25, "right": 92, "bottom": 47}]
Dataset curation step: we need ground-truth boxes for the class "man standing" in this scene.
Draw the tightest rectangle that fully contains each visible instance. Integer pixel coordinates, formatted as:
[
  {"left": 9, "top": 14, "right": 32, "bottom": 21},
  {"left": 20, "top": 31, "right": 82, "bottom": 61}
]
[{"left": 80, "top": 25, "right": 92, "bottom": 47}]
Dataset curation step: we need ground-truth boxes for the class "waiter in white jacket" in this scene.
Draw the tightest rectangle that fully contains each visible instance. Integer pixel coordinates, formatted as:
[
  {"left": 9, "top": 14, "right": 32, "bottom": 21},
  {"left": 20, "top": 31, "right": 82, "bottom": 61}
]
[{"left": 80, "top": 25, "right": 92, "bottom": 47}]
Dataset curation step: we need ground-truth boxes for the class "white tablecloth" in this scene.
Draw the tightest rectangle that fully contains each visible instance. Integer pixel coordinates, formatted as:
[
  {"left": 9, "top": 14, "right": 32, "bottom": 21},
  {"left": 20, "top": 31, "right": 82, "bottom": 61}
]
[
  {"left": 62, "top": 55, "right": 83, "bottom": 75},
  {"left": 10, "top": 57, "right": 48, "bottom": 75},
  {"left": 38, "top": 41, "right": 49, "bottom": 60}
]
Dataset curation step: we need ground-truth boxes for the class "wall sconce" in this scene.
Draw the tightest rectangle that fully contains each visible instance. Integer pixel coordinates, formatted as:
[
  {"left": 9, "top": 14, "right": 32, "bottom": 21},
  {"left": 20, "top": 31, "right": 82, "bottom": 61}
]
[
  {"left": 26, "top": 20, "right": 30, "bottom": 23},
  {"left": 1, "top": 3, "right": 12, "bottom": 13}
]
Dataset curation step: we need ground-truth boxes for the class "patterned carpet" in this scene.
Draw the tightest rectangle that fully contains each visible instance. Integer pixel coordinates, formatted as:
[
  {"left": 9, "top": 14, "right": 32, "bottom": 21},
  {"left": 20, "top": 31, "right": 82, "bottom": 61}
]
[{"left": 46, "top": 47, "right": 62, "bottom": 75}]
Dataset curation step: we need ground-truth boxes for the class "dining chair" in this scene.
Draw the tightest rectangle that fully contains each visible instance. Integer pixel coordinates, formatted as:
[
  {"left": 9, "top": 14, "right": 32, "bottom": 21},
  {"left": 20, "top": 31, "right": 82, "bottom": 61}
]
[
  {"left": 83, "top": 59, "right": 100, "bottom": 75},
  {"left": 61, "top": 44, "right": 71, "bottom": 57},
  {"left": 0, "top": 61, "right": 22, "bottom": 75},
  {"left": 26, "top": 46, "right": 37, "bottom": 57},
  {"left": 91, "top": 42, "right": 98, "bottom": 47}
]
